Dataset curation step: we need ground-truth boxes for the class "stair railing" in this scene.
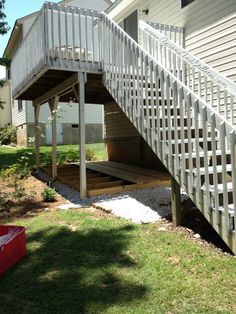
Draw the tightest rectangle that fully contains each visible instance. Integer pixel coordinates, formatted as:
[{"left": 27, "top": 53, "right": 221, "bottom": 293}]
[
  {"left": 99, "top": 12, "right": 236, "bottom": 246},
  {"left": 139, "top": 20, "right": 236, "bottom": 126}
]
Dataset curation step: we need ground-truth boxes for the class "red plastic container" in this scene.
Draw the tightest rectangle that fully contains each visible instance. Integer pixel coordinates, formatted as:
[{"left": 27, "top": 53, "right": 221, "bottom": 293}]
[{"left": 0, "top": 226, "right": 26, "bottom": 275}]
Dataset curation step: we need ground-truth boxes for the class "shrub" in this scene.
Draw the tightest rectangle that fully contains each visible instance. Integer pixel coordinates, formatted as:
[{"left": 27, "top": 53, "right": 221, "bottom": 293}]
[
  {"left": 0, "top": 192, "right": 9, "bottom": 212},
  {"left": 65, "top": 146, "right": 79, "bottom": 162},
  {"left": 0, "top": 125, "right": 17, "bottom": 145},
  {"left": 86, "top": 148, "right": 96, "bottom": 161},
  {"left": 41, "top": 152, "right": 52, "bottom": 166},
  {"left": 12, "top": 186, "right": 26, "bottom": 201},
  {"left": 1, "top": 162, "right": 29, "bottom": 180},
  {"left": 42, "top": 186, "right": 57, "bottom": 202}
]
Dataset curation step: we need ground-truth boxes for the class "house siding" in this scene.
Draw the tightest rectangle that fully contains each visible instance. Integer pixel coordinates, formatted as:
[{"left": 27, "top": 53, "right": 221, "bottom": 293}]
[
  {"left": 22, "top": 15, "right": 37, "bottom": 38},
  {"left": 0, "top": 81, "right": 12, "bottom": 128},
  {"left": 12, "top": 100, "right": 27, "bottom": 126}
]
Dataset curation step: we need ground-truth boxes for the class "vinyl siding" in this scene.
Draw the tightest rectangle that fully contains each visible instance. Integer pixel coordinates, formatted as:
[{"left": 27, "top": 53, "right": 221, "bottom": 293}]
[
  {"left": 0, "top": 81, "right": 12, "bottom": 128},
  {"left": 22, "top": 15, "right": 37, "bottom": 38},
  {"left": 12, "top": 100, "right": 27, "bottom": 126}
]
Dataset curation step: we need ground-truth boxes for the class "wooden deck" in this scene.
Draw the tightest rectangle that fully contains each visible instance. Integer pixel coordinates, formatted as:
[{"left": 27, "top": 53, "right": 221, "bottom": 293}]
[{"left": 41, "top": 161, "right": 171, "bottom": 196}]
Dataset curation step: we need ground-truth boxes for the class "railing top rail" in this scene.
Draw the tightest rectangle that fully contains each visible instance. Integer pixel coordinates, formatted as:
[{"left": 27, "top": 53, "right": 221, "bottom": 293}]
[
  {"left": 148, "top": 21, "right": 183, "bottom": 32},
  {"left": 45, "top": 1, "right": 101, "bottom": 15},
  {"left": 139, "top": 20, "right": 236, "bottom": 97},
  {"left": 100, "top": 12, "right": 236, "bottom": 135}
]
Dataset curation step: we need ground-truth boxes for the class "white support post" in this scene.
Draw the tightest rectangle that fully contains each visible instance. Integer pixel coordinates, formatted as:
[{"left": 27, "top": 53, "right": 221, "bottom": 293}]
[
  {"left": 34, "top": 103, "right": 41, "bottom": 171},
  {"left": 49, "top": 96, "right": 59, "bottom": 180},
  {"left": 171, "top": 176, "right": 182, "bottom": 227},
  {"left": 73, "top": 72, "right": 87, "bottom": 199}
]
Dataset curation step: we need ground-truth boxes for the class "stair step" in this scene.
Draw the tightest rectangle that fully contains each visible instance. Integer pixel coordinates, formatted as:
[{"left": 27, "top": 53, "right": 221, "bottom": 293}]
[
  {"left": 168, "top": 137, "right": 218, "bottom": 145},
  {"left": 217, "top": 204, "right": 234, "bottom": 216},
  {"left": 187, "top": 164, "right": 232, "bottom": 175},
  {"left": 209, "top": 182, "right": 233, "bottom": 194},
  {"left": 177, "top": 150, "right": 231, "bottom": 159}
]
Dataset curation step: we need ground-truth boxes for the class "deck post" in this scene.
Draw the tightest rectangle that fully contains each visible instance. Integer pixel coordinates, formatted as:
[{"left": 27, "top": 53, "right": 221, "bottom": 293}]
[
  {"left": 73, "top": 72, "right": 87, "bottom": 199},
  {"left": 171, "top": 176, "right": 182, "bottom": 227},
  {"left": 49, "top": 96, "right": 59, "bottom": 180},
  {"left": 34, "top": 103, "right": 41, "bottom": 171},
  {"left": 79, "top": 72, "right": 87, "bottom": 199}
]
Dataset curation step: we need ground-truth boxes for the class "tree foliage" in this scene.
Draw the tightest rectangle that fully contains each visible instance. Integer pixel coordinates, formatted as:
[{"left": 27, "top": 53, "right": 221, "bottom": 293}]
[
  {"left": 0, "top": 0, "right": 10, "bottom": 109},
  {"left": 0, "top": 0, "right": 9, "bottom": 35}
]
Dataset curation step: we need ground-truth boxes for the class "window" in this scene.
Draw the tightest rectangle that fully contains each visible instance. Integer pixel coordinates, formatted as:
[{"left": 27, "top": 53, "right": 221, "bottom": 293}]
[
  {"left": 6, "top": 68, "right": 10, "bottom": 80},
  {"left": 181, "top": 0, "right": 195, "bottom": 8},
  {"left": 18, "top": 100, "right": 23, "bottom": 112},
  {"left": 71, "top": 124, "right": 78, "bottom": 128}
]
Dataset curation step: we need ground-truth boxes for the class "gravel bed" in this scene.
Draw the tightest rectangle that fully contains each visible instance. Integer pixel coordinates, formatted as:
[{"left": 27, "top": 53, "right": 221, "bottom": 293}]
[{"left": 36, "top": 170, "right": 188, "bottom": 223}]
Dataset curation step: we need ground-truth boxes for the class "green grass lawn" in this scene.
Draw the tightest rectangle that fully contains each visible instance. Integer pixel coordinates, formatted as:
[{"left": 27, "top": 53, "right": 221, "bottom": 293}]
[
  {"left": 0, "top": 143, "right": 107, "bottom": 170},
  {"left": 1, "top": 208, "right": 236, "bottom": 314}
]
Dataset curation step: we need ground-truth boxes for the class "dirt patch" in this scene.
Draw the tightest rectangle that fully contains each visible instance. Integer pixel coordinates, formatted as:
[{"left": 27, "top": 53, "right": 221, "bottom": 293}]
[{"left": 0, "top": 175, "right": 69, "bottom": 221}]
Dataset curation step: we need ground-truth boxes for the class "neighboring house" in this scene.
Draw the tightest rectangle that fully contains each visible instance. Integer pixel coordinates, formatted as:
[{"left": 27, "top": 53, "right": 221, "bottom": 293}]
[
  {"left": 0, "top": 80, "right": 12, "bottom": 129},
  {"left": 5, "top": 0, "right": 111, "bottom": 146}
]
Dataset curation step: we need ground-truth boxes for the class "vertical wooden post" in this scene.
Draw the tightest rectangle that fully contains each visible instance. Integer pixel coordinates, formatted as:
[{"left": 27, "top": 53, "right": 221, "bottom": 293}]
[
  {"left": 34, "top": 103, "right": 40, "bottom": 171},
  {"left": 79, "top": 72, "right": 87, "bottom": 199},
  {"left": 49, "top": 96, "right": 59, "bottom": 180},
  {"left": 171, "top": 176, "right": 182, "bottom": 227},
  {"left": 73, "top": 72, "right": 87, "bottom": 199}
]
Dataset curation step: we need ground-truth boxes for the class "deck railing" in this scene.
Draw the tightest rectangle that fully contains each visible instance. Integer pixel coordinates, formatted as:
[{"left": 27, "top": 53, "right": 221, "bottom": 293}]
[
  {"left": 11, "top": 7, "right": 46, "bottom": 97},
  {"left": 139, "top": 20, "right": 236, "bottom": 125},
  {"left": 99, "top": 12, "right": 236, "bottom": 248},
  {"left": 45, "top": 3, "right": 101, "bottom": 71},
  {"left": 11, "top": 2, "right": 102, "bottom": 98}
]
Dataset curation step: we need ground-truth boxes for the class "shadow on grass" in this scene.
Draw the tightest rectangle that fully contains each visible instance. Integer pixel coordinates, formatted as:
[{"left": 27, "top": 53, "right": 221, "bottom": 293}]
[
  {"left": 0, "top": 225, "right": 147, "bottom": 314},
  {"left": 0, "top": 148, "right": 35, "bottom": 170}
]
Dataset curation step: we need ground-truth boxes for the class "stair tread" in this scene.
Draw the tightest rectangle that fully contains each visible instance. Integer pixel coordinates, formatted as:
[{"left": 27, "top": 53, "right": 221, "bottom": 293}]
[
  {"left": 187, "top": 164, "right": 232, "bottom": 175},
  {"left": 201, "top": 182, "right": 233, "bottom": 193},
  {"left": 176, "top": 150, "right": 230, "bottom": 158},
  {"left": 217, "top": 204, "right": 234, "bottom": 215},
  {"left": 209, "top": 182, "right": 233, "bottom": 193},
  {"left": 167, "top": 137, "right": 218, "bottom": 144}
]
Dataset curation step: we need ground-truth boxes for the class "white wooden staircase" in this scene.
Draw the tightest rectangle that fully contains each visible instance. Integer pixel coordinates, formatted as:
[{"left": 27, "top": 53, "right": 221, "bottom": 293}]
[
  {"left": 98, "top": 13, "right": 236, "bottom": 253},
  {"left": 9, "top": 3, "right": 236, "bottom": 253}
]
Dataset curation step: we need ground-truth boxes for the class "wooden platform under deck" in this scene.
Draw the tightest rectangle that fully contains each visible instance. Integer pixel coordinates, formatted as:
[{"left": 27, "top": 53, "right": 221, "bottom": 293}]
[{"left": 41, "top": 161, "right": 171, "bottom": 196}]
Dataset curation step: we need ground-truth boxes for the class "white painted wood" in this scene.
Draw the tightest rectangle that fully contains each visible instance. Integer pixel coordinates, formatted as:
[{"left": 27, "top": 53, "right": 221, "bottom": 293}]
[
  {"left": 49, "top": 97, "right": 59, "bottom": 180},
  {"left": 0, "top": 81, "right": 12, "bottom": 128},
  {"left": 139, "top": 20, "right": 236, "bottom": 125},
  {"left": 78, "top": 72, "right": 87, "bottom": 199},
  {"left": 73, "top": 73, "right": 87, "bottom": 199},
  {"left": 33, "top": 103, "right": 40, "bottom": 171}
]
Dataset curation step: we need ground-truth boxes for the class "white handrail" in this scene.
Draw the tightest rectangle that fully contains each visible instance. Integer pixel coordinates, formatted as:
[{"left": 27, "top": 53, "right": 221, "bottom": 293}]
[
  {"left": 140, "top": 20, "right": 236, "bottom": 96},
  {"left": 139, "top": 20, "right": 236, "bottom": 125}
]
